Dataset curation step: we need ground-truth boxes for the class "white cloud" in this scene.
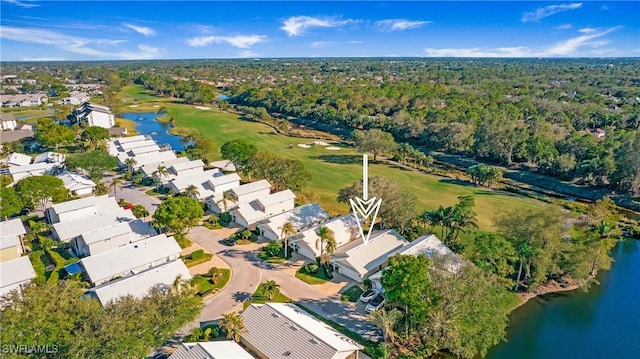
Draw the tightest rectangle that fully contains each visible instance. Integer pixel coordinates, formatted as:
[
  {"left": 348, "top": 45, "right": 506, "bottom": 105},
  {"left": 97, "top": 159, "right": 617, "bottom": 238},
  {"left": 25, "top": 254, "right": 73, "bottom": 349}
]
[
  {"left": 3, "top": 0, "right": 39, "bottom": 8},
  {"left": 0, "top": 26, "right": 163, "bottom": 59},
  {"left": 522, "top": 3, "right": 582, "bottom": 23},
  {"left": 348, "top": 40, "right": 364, "bottom": 44},
  {"left": 375, "top": 19, "right": 430, "bottom": 31},
  {"left": 187, "top": 34, "right": 265, "bottom": 48},
  {"left": 310, "top": 41, "right": 333, "bottom": 48},
  {"left": 280, "top": 16, "right": 353, "bottom": 37},
  {"left": 601, "top": 5, "right": 609, "bottom": 11},
  {"left": 554, "top": 24, "right": 573, "bottom": 30},
  {"left": 123, "top": 23, "right": 155, "bottom": 37},
  {"left": 425, "top": 47, "right": 533, "bottom": 57},
  {"left": 543, "top": 26, "right": 621, "bottom": 56}
]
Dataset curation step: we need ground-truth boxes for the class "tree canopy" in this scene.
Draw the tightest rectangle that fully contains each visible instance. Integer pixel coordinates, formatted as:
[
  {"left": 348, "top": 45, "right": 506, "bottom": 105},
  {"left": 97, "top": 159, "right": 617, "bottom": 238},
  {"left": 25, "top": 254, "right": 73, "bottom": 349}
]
[
  {"left": 246, "top": 151, "right": 311, "bottom": 191},
  {"left": 0, "top": 280, "right": 201, "bottom": 359},
  {"left": 0, "top": 187, "right": 23, "bottom": 218},
  {"left": 65, "top": 150, "right": 118, "bottom": 180},
  {"left": 153, "top": 196, "right": 204, "bottom": 234},
  {"left": 220, "top": 139, "right": 258, "bottom": 171},
  {"left": 15, "top": 175, "right": 68, "bottom": 211},
  {"left": 352, "top": 129, "right": 398, "bottom": 161}
]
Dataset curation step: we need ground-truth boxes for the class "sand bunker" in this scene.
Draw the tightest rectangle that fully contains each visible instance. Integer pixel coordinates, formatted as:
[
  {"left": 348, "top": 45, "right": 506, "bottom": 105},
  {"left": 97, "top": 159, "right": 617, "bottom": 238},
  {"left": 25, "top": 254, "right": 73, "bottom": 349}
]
[
  {"left": 152, "top": 105, "right": 160, "bottom": 108},
  {"left": 297, "top": 144, "right": 312, "bottom": 148},
  {"left": 194, "top": 106, "right": 211, "bottom": 110},
  {"left": 128, "top": 105, "right": 139, "bottom": 108},
  {"left": 326, "top": 146, "right": 341, "bottom": 151},
  {"left": 313, "top": 141, "right": 329, "bottom": 146}
]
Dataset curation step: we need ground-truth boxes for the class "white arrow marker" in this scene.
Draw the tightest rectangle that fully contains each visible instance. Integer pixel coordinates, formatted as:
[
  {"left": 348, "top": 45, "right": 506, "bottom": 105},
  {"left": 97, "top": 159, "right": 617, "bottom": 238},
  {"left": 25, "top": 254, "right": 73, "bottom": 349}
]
[{"left": 349, "top": 154, "right": 382, "bottom": 245}]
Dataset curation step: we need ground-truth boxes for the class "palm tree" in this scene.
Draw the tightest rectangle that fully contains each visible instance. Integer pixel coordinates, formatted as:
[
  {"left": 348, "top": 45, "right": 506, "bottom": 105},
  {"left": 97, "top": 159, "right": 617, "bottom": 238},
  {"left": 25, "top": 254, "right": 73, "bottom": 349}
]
[
  {"left": 124, "top": 157, "right": 137, "bottom": 174},
  {"left": 216, "top": 190, "right": 235, "bottom": 213},
  {"left": 260, "top": 280, "right": 281, "bottom": 300},
  {"left": 185, "top": 184, "right": 200, "bottom": 200},
  {"left": 109, "top": 177, "right": 122, "bottom": 197},
  {"left": 93, "top": 182, "right": 108, "bottom": 195},
  {"left": 316, "top": 226, "right": 335, "bottom": 266},
  {"left": 220, "top": 312, "right": 248, "bottom": 342},
  {"left": 368, "top": 308, "right": 402, "bottom": 344},
  {"left": 279, "top": 221, "right": 296, "bottom": 258},
  {"left": 153, "top": 165, "right": 169, "bottom": 191},
  {"left": 189, "top": 327, "right": 203, "bottom": 342}
]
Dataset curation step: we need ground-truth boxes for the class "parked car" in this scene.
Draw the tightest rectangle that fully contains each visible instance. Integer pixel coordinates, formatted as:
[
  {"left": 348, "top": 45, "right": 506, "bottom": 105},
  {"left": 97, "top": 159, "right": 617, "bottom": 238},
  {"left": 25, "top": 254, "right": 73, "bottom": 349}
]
[
  {"left": 365, "top": 294, "right": 386, "bottom": 313},
  {"left": 359, "top": 289, "right": 380, "bottom": 303}
]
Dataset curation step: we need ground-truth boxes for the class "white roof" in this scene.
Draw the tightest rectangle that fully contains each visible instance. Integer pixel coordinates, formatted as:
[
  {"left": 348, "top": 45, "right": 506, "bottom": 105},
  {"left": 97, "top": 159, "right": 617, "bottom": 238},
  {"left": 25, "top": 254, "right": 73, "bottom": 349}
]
[
  {"left": 0, "top": 218, "right": 27, "bottom": 238},
  {"left": 139, "top": 156, "right": 190, "bottom": 176},
  {"left": 209, "top": 160, "right": 237, "bottom": 172},
  {"left": 8, "top": 162, "right": 58, "bottom": 175},
  {"left": 33, "top": 152, "right": 65, "bottom": 164},
  {"left": 332, "top": 230, "right": 408, "bottom": 277},
  {"left": 0, "top": 256, "right": 36, "bottom": 293},
  {"left": 130, "top": 144, "right": 161, "bottom": 156},
  {"left": 80, "top": 219, "right": 156, "bottom": 246},
  {"left": 396, "top": 234, "right": 464, "bottom": 272},
  {"left": 170, "top": 168, "right": 223, "bottom": 191},
  {"left": 80, "top": 234, "right": 182, "bottom": 284},
  {"left": 206, "top": 172, "right": 240, "bottom": 189},
  {"left": 7, "top": 152, "right": 31, "bottom": 166},
  {"left": 0, "top": 235, "right": 20, "bottom": 250},
  {"left": 131, "top": 151, "right": 177, "bottom": 168},
  {"left": 113, "top": 135, "right": 148, "bottom": 144},
  {"left": 294, "top": 215, "right": 360, "bottom": 258},
  {"left": 242, "top": 303, "right": 362, "bottom": 359},
  {"left": 259, "top": 203, "right": 330, "bottom": 239},
  {"left": 89, "top": 259, "right": 191, "bottom": 305},
  {"left": 170, "top": 159, "right": 204, "bottom": 173},
  {"left": 230, "top": 179, "right": 271, "bottom": 198},
  {"left": 53, "top": 207, "right": 136, "bottom": 242},
  {"left": 119, "top": 139, "right": 157, "bottom": 150},
  {"left": 173, "top": 342, "right": 253, "bottom": 359},
  {"left": 57, "top": 173, "right": 96, "bottom": 191},
  {"left": 257, "top": 189, "right": 296, "bottom": 209},
  {"left": 49, "top": 195, "right": 117, "bottom": 216}
]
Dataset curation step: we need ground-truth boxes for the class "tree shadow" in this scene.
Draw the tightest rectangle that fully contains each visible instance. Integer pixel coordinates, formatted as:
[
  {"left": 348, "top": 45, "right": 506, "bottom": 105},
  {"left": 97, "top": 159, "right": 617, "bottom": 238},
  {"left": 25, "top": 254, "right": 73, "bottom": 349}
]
[
  {"left": 310, "top": 154, "right": 361, "bottom": 165},
  {"left": 232, "top": 291, "right": 251, "bottom": 303},
  {"left": 439, "top": 178, "right": 476, "bottom": 187}
]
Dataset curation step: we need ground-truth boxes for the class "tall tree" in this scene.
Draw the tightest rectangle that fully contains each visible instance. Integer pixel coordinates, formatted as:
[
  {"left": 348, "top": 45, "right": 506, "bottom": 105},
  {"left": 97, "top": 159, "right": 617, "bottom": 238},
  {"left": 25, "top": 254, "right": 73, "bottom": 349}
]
[
  {"left": 153, "top": 196, "right": 204, "bottom": 234},
  {"left": 15, "top": 175, "right": 68, "bottom": 212},
  {"left": 279, "top": 221, "right": 296, "bottom": 258},
  {"left": 260, "top": 280, "right": 281, "bottom": 300},
  {"left": 0, "top": 187, "right": 23, "bottom": 219},
  {"left": 316, "top": 226, "right": 336, "bottom": 266},
  {"left": 220, "top": 312, "right": 248, "bottom": 343},
  {"left": 611, "top": 130, "right": 640, "bottom": 194},
  {"left": 124, "top": 158, "right": 137, "bottom": 174},
  {"left": 66, "top": 151, "right": 118, "bottom": 180},
  {"left": 352, "top": 128, "right": 398, "bottom": 161},
  {"left": 185, "top": 184, "right": 200, "bottom": 200},
  {"left": 220, "top": 139, "right": 258, "bottom": 171},
  {"left": 216, "top": 190, "right": 235, "bottom": 213},
  {"left": 367, "top": 308, "right": 402, "bottom": 344}
]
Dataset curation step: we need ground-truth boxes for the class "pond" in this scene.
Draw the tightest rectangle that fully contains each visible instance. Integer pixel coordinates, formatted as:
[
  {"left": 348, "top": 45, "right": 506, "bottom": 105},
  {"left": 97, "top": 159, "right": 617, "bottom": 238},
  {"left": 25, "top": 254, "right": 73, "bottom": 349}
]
[
  {"left": 487, "top": 239, "right": 640, "bottom": 359},
  {"left": 121, "top": 112, "right": 186, "bottom": 151}
]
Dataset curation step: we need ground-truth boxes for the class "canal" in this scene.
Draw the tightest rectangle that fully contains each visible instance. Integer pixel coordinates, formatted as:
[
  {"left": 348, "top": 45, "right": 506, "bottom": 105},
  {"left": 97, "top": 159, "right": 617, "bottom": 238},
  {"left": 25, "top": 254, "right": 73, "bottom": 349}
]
[{"left": 487, "top": 239, "right": 640, "bottom": 359}]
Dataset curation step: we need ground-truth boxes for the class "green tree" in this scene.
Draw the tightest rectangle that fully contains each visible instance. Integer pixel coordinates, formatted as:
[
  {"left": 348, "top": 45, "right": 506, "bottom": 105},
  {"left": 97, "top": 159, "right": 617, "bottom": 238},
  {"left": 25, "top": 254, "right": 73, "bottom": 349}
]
[
  {"left": 279, "top": 221, "right": 296, "bottom": 258},
  {"left": 220, "top": 139, "right": 258, "bottom": 171},
  {"left": 185, "top": 184, "right": 200, "bottom": 200},
  {"left": 352, "top": 129, "right": 398, "bottom": 161},
  {"left": 381, "top": 254, "right": 437, "bottom": 333},
  {"left": 35, "top": 120, "right": 75, "bottom": 149},
  {"left": 108, "top": 177, "right": 122, "bottom": 197},
  {"left": 66, "top": 150, "right": 118, "bottom": 180},
  {"left": 495, "top": 206, "right": 565, "bottom": 291},
  {"left": 81, "top": 126, "right": 110, "bottom": 150},
  {"left": 216, "top": 190, "right": 235, "bottom": 213},
  {"left": 153, "top": 196, "right": 204, "bottom": 234},
  {"left": 131, "top": 204, "right": 149, "bottom": 220},
  {"left": 471, "top": 232, "right": 516, "bottom": 281},
  {"left": 93, "top": 182, "right": 108, "bottom": 196},
  {"left": 246, "top": 152, "right": 311, "bottom": 191},
  {"left": 219, "top": 312, "right": 247, "bottom": 343},
  {"left": 124, "top": 157, "right": 137, "bottom": 174},
  {"left": 260, "top": 280, "right": 281, "bottom": 300},
  {"left": 367, "top": 308, "right": 402, "bottom": 344},
  {"left": 153, "top": 165, "right": 169, "bottom": 191},
  {"left": 0, "top": 187, "right": 23, "bottom": 219},
  {"left": 611, "top": 130, "right": 640, "bottom": 194},
  {"left": 426, "top": 261, "right": 514, "bottom": 359},
  {"left": 316, "top": 226, "right": 336, "bottom": 266},
  {"left": 15, "top": 175, "right": 68, "bottom": 212}
]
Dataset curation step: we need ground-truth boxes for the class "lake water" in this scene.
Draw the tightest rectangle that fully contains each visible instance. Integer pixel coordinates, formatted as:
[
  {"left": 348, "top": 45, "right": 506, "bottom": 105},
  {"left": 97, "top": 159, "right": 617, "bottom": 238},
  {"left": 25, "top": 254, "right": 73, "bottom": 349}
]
[
  {"left": 121, "top": 112, "right": 186, "bottom": 151},
  {"left": 487, "top": 239, "right": 640, "bottom": 359}
]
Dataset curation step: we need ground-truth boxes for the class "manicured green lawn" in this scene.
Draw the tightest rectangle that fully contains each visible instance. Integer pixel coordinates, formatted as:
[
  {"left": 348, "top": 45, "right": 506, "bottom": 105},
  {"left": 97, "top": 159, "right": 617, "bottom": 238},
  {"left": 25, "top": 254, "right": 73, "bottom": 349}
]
[
  {"left": 341, "top": 285, "right": 364, "bottom": 302},
  {"left": 244, "top": 282, "right": 292, "bottom": 309},
  {"left": 121, "top": 85, "right": 546, "bottom": 230},
  {"left": 295, "top": 268, "right": 329, "bottom": 285}
]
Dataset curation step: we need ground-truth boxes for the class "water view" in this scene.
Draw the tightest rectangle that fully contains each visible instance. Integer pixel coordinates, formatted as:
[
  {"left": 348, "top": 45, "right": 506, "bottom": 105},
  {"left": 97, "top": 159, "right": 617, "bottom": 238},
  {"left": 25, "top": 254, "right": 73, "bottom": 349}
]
[
  {"left": 121, "top": 112, "right": 186, "bottom": 151},
  {"left": 488, "top": 239, "right": 640, "bottom": 359}
]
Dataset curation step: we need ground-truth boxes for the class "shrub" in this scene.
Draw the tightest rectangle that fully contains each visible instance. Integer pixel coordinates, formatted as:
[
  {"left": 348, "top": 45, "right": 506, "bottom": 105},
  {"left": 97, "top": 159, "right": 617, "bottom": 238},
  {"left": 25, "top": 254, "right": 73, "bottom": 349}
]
[
  {"left": 174, "top": 234, "right": 193, "bottom": 249},
  {"left": 305, "top": 263, "right": 319, "bottom": 274},
  {"left": 264, "top": 240, "right": 282, "bottom": 257},
  {"left": 191, "top": 249, "right": 205, "bottom": 260},
  {"left": 363, "top": 278, "right": 371, "bottom": 289}
]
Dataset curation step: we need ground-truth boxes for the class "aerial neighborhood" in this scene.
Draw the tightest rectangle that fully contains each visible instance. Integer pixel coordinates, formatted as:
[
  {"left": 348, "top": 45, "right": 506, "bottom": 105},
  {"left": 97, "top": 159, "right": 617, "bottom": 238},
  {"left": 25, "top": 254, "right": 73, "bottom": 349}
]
[{"left": 0, "top": 54, "right": 638, "bottom": 358}]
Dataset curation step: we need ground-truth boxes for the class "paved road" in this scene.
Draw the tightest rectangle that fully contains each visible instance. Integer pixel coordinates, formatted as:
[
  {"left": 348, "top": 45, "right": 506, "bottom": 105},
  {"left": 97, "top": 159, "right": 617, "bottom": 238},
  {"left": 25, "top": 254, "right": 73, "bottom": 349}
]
[
  {"left": 183, "top": 226, "right": 381, "bottom": 341},
  {"left": 181, "top": 226, "right": 262, "bottom": 333},
  {"left": 102, "top": 175, "right": 161, "bottom": 214}
]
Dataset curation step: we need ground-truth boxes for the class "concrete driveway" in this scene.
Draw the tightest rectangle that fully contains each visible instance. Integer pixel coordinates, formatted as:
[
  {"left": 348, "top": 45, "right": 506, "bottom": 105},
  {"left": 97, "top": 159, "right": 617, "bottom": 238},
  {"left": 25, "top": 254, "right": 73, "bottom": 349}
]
[
  {"left": 102, "top": 174, "right": 160, "bottom": 214},
  {"left": 183, "top": 226, "right": 382, "bottom": 342}
]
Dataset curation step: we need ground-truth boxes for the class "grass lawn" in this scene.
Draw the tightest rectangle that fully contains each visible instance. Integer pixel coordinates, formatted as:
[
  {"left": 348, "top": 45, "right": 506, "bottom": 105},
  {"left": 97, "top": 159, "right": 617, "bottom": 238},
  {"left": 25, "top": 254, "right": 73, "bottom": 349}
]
[
  {"left": 120, "top": 85, "right": 546, "bottom": 230},
  {"left": 115, "top": 117, "right": 138, "bottom": 135},
  {"left": 244, "top": 282, "right": 292, "bottom": 309},
  {"left": 341, "top": 285, "right": 364, "bottom": 302},
  {"left": 295, "top": 266, "right": 331, "bottom": 285},
  {"left": 192, "top": 268, "right": 231, "bottom": 296}
]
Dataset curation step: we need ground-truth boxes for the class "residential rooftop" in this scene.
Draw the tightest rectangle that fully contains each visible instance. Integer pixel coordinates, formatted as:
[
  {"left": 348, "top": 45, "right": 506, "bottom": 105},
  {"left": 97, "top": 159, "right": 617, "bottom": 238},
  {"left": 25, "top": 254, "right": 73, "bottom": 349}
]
[
  {"left": 0, "top": 256, "right": 36, "bottom": 297},
  {"left": 332, "top": 229, "right": 408, "bottom": 278},
  {"left": 259, "top": 203, "right": 330, "bottom": 238},
  {"left": 0, "top": 218, "right": 27, "bottom": 238},
  {"left": 53, "top": 207, "right": 136, "bottom": 242}
]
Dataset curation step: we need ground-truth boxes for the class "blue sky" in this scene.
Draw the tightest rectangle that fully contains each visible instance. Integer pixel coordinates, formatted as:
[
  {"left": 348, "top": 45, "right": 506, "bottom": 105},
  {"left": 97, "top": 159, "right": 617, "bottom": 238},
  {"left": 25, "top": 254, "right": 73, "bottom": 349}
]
[{"left": 1, "top": 1, "right": 639, "bottom": 61}]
